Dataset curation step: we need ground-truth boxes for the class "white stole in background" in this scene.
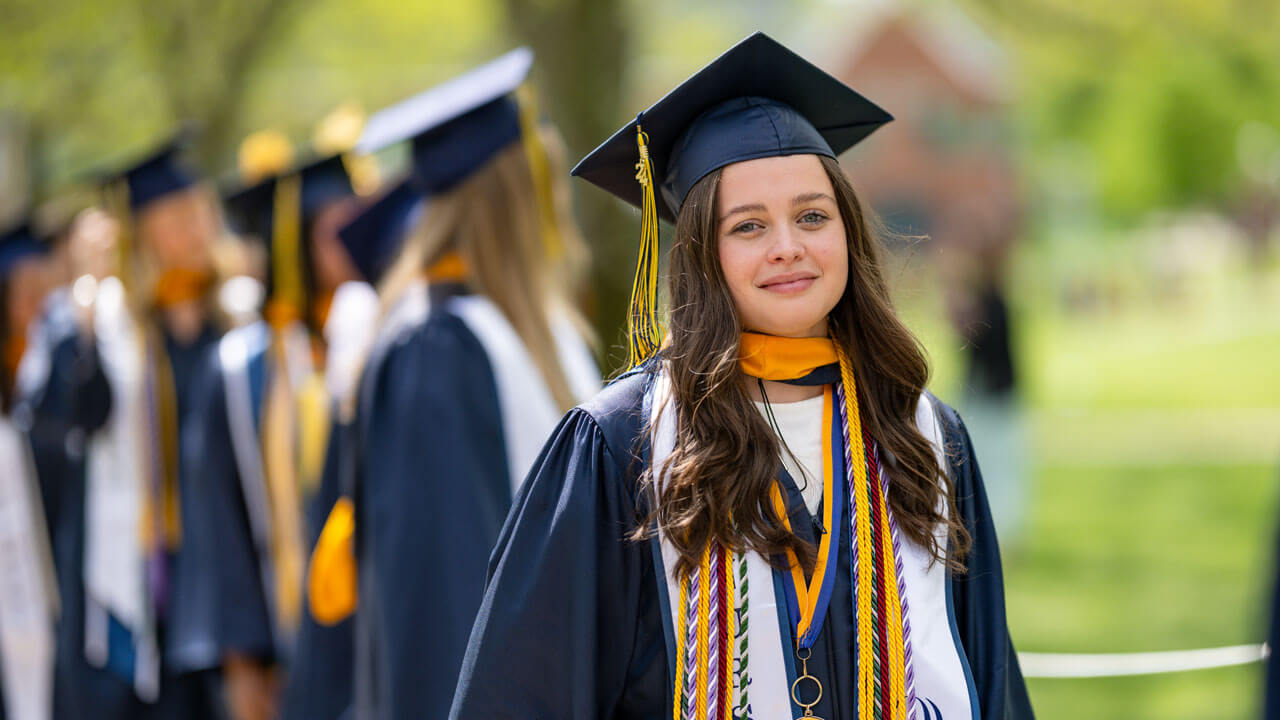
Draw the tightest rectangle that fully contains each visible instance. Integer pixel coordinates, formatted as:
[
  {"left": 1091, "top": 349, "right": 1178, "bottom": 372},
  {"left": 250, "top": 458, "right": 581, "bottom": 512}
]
[
  {"left": 82, "top": 277, "right": 159, "bottom": 701},
  {"left": 0, "top": 411, "right": 57, "bottom": 720},
  {"left": 448, "top": 295, "right": 601, "bottom": 496}
]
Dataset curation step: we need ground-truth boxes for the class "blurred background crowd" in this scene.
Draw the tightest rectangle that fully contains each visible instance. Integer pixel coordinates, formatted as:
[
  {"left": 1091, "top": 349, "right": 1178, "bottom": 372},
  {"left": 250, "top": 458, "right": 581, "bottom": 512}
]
[{"left": 1, "top": 0, "right": 1277, "bottom": 719}]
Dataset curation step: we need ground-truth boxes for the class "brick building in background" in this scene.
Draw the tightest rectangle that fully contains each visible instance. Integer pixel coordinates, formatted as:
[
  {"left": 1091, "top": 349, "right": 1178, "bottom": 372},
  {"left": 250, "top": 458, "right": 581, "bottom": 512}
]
[{"left": 832, "top": 5, "right": 1020, "bottom": 274}]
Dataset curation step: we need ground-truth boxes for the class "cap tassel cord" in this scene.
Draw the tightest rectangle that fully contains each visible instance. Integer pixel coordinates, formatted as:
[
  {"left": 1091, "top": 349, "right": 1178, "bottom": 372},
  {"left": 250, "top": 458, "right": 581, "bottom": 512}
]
[
  {"left": 516, "top": 84, "right": 563, "bottom": 260},
  {"left": 267, "top": 173, "right": 305, "bottom": 330},
  {"left": 630, "top": 123, "right": 662, "bottom": 369}
]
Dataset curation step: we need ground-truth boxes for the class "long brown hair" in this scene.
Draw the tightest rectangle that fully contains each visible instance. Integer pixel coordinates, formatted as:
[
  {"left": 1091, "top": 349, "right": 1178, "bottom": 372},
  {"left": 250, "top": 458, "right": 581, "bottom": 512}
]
[
  {"left": 640, "top": 155, "right": 970, "bottom": 577},
  {"left": 378, "top": 127, "right": 591, "bottom": 413}
]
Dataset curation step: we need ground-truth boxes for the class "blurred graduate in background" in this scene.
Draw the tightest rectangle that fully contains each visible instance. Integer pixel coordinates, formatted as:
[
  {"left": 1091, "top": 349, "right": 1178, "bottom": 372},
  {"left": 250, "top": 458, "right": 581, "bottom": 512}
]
[
  {"left": 40, "top": 133, "right": 234, "bottom": 720},
  {"left": 304, "top": 47, "right": 601, "bottom": 720},
  {"left": 280, "top": 151, "right": 420, "bottom": 720},
  {"left": 173, "top": 109, "right": 377, "bottom": 720},
  {"left": 0, "top": 218, "right": 58, "bottom": 720}
]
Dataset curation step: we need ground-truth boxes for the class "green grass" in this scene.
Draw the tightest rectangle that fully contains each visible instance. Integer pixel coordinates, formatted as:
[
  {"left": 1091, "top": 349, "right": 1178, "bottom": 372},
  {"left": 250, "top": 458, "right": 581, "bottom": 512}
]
[
  {"left": 1006, "top": 464, "right": 1278, "bottom": 656},
  {"left": 1024, "top": 664, "right": 1265, "bottom": 720},
  {"left": 890, "top": 251, "right": 1280, "bottom": 719}
]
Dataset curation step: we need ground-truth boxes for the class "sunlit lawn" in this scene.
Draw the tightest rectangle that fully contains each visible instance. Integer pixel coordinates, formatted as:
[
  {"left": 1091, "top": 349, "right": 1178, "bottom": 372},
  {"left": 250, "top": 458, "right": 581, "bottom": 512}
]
[
  {"left": 895, "top": 245, "right": 1280, "bottom": 720},
  {"left": 1010, "top": 462, "right": 1275, "bottom": 720}
]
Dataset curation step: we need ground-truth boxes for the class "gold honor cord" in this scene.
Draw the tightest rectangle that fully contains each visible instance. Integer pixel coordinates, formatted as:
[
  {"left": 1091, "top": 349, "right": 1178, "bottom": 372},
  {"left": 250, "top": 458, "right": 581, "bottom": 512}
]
[
  {"left": 629, "top": 124, "right": 662, "bottom": 369},
  {"left": 836, "top": 344, "right": 908, "bottom": 720},
  {"left": 516, "top": 84, "right": 563, "bottom": 261}
]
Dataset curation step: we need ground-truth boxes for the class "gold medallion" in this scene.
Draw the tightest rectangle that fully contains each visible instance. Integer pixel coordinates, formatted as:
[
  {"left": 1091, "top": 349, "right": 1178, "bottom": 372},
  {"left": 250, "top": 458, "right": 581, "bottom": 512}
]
[{"left": 791, "top": 647, "right": 824, "bottom": 720}]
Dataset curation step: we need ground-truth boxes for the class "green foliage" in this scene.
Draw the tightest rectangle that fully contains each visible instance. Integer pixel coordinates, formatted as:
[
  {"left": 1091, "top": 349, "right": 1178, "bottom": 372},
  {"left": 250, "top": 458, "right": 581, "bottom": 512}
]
[
  {"left": 0, "top": 0, "right": 509, "bottom": 192},
  {"left": 964, "top": 0, "right": 1280, "bottom": 223}
]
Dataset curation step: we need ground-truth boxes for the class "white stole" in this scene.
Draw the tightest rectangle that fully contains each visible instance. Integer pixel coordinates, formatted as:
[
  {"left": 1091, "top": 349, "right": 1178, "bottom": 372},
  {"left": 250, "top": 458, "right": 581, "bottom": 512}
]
[
  {"left": 447, "top": 296, "right": 601, "bottom": 496},
  {"left": 0, "top": 413, "right": 57, "bottom": 720},
  {"left": 82, "top": 277, "right": 160, "bottom": 701},
  {"left": 323, "top": 281, "right": 380, "bottom": 405},
  {"left": 647, "top": 370, "right": 976, "bottom": 719},
  {"left": 218, "top": 321, "right": 279, "bottom": 642}
]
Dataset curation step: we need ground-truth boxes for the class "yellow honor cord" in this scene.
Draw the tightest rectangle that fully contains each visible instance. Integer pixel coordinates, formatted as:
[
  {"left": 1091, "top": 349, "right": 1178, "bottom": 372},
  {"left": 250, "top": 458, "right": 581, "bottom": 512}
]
[
  {"left": 695, "top": 544, "right": 712, "bottom": 719},
  {"left": 674, "top": 568, "right": 688, "bottom": 720},
  {"left": 835, "top": 345, "right": 877, "bottom": 719},
  {"left": 137, "top": 330, "right": 183, "bottom": 553},
  {"left": 629, "top": 124, "right": 662, "bottom": 369}
]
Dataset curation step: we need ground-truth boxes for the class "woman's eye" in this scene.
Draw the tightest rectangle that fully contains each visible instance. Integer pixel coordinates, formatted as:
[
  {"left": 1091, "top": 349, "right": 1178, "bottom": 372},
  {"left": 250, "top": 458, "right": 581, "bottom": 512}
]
[
  {"left": 800, "top": 212, "right": 827, "bottom": 225},
  {"left": 732, "top": 221, "right": 763, "bottom": 234}
]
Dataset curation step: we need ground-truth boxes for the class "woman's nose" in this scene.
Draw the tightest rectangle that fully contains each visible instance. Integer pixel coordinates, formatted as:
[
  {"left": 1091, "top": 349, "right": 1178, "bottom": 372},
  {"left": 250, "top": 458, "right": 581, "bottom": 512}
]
[{"left": 767, "top": 226, "right": 805, "bottom": 263}]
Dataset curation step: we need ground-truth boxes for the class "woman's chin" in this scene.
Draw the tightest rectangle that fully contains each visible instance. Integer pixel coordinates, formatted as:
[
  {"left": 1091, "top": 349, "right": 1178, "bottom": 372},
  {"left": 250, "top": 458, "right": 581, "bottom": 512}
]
[{"left": 745, "top": 317, "right": 829, "bottom": 338}]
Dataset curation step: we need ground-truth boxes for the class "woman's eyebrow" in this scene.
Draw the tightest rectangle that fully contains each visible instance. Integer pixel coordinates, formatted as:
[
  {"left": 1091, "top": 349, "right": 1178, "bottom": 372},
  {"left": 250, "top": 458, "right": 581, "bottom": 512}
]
[
  {"left": 793, "top": 192, "right": 835, "bottom": 205},
  {"left": 719, "top": 202, "right": 766, "bottom": 223}
]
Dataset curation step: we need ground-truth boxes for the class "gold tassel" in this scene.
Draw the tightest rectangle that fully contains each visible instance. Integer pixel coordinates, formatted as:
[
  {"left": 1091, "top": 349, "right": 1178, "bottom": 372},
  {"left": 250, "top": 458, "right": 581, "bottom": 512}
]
[
  {"left": 516, "top": 84, "right": 563, "bottom": 260},
  {"left": 271, "top": 173, "right": 306, "bottom": 318},
  {"left": 629, "top": 123, "right": 662, "bottom": 369},
  {"left": 308, "top": 497, "right": 358, "bottom": 625}
]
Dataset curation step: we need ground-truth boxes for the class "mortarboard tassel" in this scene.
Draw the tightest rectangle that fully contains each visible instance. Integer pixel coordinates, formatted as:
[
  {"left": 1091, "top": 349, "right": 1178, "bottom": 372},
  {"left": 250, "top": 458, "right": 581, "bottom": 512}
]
[
  {"left": 307, "top": 497, "right": 358, "bottom": 625},
  {"left": 266, "top": 173, "right": 305, "bottom": 329},
  {"left": 516, "top": 84, "right": 563, "bottom": 261},
  {"left": 629, "top": 122, "right": 662, "bottom": 369}
]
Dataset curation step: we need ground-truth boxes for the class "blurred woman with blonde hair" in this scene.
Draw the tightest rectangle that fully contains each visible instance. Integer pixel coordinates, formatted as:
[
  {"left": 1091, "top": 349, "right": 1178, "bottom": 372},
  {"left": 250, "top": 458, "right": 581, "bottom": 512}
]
[
  {"left": 44, "top": 135, "right": 230, "bottom": 720},
  {"left": 307, "top": 48, "right": 600, "bottom": 720}
]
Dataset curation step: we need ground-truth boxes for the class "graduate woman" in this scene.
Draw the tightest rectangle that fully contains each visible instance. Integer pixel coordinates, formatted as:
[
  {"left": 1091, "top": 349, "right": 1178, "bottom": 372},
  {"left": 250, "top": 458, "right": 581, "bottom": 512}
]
[
  {"left": 451, "top": 33, "right": 1034, "bottom": 720},
  {"left": 48, "top": 136, "right": 227, "bottom": 720},
  {"left": 173, "top": 145, "right": 368, "bottom": 720},
  {"left": 279, "top": 169, "right": 421, "bottom": 720},
  {"left": 308, "top": 47, "right": 601, "bottom": 720}
]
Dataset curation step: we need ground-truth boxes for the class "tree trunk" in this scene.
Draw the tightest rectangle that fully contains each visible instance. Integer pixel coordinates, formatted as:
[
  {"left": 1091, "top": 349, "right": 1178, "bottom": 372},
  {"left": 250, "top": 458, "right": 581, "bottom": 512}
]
[{"left": 504, "top": 0, "right": 637, "bottom": 374}]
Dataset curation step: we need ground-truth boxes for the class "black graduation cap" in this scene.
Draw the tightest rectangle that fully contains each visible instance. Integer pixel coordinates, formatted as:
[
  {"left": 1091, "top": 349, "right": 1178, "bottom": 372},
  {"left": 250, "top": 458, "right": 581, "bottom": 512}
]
[
  {"left": 224, "top": 153, "right": 356, "bottom": 242},
  {"left": 336, "top": 178, "right": 421, "bottom": 284},
  {"left": 357, "top": 47, "right": 533, "bottom": 195},
  {"left": 0, "top": 221, "right": 48, "bottom": 278},
  {"left": 572, "top": 31, "right": 893, "bottom": 222},
  {"left": 114, "top": 134, "right": 199, "bottom": 211}
]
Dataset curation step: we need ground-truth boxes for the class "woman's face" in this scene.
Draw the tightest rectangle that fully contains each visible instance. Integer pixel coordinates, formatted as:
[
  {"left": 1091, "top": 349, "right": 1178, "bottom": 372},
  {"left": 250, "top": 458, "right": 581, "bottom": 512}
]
[
  {"left": 136, "top": 187, "right": 217, "bottom": 272},
  {"left": 716, "top": 154, "right": 848, "bottom": 338}
]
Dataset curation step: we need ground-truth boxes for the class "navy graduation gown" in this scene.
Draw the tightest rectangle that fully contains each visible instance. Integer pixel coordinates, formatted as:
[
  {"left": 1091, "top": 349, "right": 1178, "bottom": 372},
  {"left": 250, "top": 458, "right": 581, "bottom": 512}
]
[
  {"left": 168, "top": 336, "right": 275, "bottom": 674},
  {"left": 5, "top": 328, "right": 108, "bottom": 720},
  {"left": 450, "top": 367, "right": 1034, "bottom": 719},
  {"left": 352, "top": 283, "right": 514, "bottom": 720},
  {"left": 279, "top": 420, "right": 356, "bottom": 720},
  {"left": 43, "top": 325, "right": 224, "bottom": 720}
]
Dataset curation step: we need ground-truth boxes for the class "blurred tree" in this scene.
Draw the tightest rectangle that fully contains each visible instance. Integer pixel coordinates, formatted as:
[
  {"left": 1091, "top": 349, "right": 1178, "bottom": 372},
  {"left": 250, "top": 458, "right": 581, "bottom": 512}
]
[
  {"left": 0, "top": 0, "right": 302, "bottom": 191},
  {"left": 961, "top": 0, "right": 1280, "bottom": 231},
  {"left": 131, "top": 0, "right": 303, "bottom": 169},
  {"left": 503, "top": 0, "right": 637, "bottom": 371}
]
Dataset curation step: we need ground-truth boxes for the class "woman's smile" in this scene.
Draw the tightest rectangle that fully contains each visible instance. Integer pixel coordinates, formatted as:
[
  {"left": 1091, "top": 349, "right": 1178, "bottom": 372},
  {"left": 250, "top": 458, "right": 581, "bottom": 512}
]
[{"left": 758, "top": 270, "right": 819, "bottom": 294}]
